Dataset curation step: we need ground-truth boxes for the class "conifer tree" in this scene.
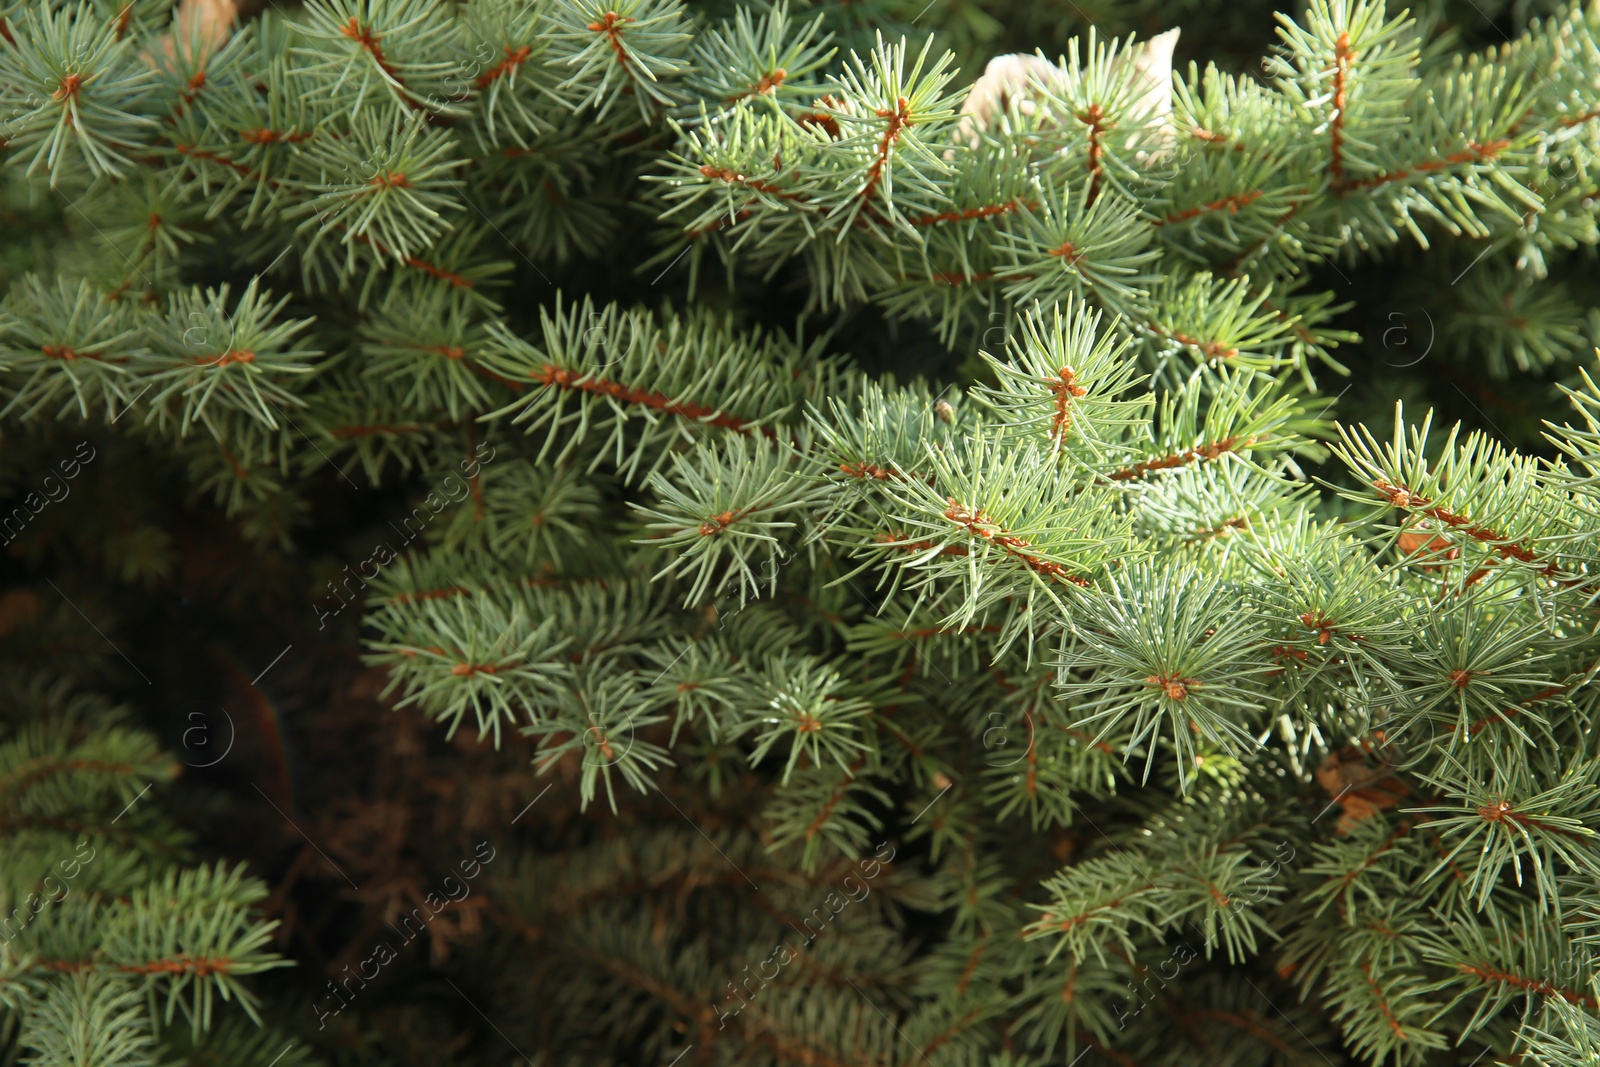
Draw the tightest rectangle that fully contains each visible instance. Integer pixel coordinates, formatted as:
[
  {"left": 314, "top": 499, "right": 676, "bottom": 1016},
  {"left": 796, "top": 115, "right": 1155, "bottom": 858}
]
[
  {"left": 3, "top": 0, "right": 1600, "bottom": 1064},
  {"left": 0, "top": 589, "right": 302, "bottom": 1065}
]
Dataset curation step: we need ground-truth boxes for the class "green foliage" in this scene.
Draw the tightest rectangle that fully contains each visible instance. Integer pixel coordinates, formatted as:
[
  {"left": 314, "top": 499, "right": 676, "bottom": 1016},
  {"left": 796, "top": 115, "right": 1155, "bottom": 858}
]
[
  {"left": 4, "top": 0, "right": 1600, "bottom": 1063},
  {"left": 0, "top": 678, "right": 294, "bottom": 1065}
]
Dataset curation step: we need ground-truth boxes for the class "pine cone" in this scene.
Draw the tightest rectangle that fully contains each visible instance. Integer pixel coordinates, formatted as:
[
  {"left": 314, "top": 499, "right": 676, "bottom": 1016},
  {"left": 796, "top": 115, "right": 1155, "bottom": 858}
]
[{"left": 955, "top": 28, "right": 1180, "bottom": 160}]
